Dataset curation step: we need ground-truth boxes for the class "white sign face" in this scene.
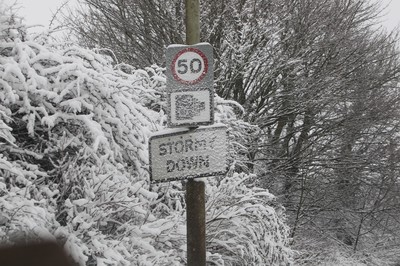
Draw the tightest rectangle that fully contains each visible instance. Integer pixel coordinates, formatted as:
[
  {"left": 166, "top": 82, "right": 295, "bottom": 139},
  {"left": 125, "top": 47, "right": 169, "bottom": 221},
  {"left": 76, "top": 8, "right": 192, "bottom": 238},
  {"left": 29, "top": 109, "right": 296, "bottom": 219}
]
[
  {"left": 168, "top": 89, "right": 213, "bottom": 127},
  {"left": 149, "top": 125, "right": 228, "bottom": 182},
  {"left": 166, "top": 43, "right": 214, "bottom": 127}
]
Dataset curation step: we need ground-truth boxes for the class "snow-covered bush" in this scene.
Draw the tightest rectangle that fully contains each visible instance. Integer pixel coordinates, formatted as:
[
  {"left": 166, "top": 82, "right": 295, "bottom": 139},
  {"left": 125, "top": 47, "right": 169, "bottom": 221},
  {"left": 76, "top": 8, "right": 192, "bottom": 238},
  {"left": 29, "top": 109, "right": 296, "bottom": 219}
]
[
  {"left": 0, "top": 7, "right": 292, "bottom": 265},
  {"left": 206, "top": 173, "right": 292, "bottom": 265}
]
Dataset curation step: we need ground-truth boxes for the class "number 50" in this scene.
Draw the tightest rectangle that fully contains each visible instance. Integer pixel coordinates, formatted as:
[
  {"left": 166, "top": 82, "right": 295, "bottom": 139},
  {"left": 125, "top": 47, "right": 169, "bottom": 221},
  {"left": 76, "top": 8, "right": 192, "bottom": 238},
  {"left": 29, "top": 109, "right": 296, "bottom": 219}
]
[{"left": 177, "top": 58, "right": 202, "bottom": 74}]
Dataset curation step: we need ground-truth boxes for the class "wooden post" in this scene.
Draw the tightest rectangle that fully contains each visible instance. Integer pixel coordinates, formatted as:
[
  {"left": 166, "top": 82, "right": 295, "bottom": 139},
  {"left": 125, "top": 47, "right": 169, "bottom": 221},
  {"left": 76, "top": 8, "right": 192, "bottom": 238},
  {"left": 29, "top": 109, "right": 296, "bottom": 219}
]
[
  {"left": 185, "top": 0, "right": 200, "bottom": 45},
  {"left": 185, "top": 1, "right": 205, "bottom": 265},
  {"left": 186, "top": 179, "right": 206, "bottom": 265}
]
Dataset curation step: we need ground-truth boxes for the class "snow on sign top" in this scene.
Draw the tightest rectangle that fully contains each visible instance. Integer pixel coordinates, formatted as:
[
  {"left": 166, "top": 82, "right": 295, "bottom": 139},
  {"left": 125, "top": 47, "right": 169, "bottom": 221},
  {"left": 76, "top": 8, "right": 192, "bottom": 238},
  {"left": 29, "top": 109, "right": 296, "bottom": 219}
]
[{"left": 166, "top": 43, "right": 213, "bottom": 89}]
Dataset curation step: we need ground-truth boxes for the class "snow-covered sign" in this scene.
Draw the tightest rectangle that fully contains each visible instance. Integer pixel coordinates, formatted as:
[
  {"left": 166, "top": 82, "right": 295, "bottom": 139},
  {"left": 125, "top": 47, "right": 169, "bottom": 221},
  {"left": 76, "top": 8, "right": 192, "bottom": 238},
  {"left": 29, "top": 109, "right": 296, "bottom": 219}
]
[
  {"left": 168, "top": 89, "right": 213, "bottom": 126},
  {"left": 166, "top": 43, "right": 214, "bottom": 127},
  {"left": 149, "top": 125, "right": 228, "bottom": 182}
]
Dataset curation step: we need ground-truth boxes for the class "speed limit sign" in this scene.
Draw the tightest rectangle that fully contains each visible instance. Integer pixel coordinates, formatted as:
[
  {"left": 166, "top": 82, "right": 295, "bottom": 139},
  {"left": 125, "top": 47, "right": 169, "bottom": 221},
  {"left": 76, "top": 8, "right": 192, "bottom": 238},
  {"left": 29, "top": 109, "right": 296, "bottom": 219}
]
[
  {"left": 166, "top": 43, "right": 213, "bottom": 88},
  {"left": 166, "top": 43, "right": 214, "bottom": 127},
  {"left": 171, "top": 47, "right": 208, "bottom": 85}
]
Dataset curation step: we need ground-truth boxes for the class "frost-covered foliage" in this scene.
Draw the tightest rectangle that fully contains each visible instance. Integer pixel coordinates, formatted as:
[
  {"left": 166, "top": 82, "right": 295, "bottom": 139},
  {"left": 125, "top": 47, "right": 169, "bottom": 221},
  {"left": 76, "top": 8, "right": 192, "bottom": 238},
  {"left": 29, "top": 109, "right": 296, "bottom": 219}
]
[
  {"left": 0, "top": 7, "right": 292, "bottom": 265},
  {"left": 206, "top": 173, "right": 292, "bottom": 265}
]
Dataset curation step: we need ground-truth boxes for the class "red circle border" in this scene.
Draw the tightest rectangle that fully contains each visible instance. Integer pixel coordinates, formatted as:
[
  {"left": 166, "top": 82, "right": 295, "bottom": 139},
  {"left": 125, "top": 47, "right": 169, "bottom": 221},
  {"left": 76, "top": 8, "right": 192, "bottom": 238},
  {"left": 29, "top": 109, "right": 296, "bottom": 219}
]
[{"left": 171, "top": 47, "right": 208, "bottom": 85}]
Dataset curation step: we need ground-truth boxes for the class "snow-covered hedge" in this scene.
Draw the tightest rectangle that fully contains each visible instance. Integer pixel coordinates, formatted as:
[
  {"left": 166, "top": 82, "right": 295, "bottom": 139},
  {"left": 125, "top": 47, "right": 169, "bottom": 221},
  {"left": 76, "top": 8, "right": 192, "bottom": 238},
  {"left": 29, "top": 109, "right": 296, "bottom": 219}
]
[{"left": 0, "top": 7, "right": 292, "bottom": 265}]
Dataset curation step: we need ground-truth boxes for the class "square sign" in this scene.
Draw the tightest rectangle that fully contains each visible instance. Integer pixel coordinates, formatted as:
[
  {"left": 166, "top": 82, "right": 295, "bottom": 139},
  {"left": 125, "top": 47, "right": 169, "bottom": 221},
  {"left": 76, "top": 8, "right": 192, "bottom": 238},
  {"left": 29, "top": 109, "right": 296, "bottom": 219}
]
[
  {"left": 149, "top": 125, "right": 227, "bottom": 182},
  {"left": 166, "top": 43, "right": 214, "bottom": 127},
  {"left": 168, "top": 88, "right": 213, "bottom": 126}
]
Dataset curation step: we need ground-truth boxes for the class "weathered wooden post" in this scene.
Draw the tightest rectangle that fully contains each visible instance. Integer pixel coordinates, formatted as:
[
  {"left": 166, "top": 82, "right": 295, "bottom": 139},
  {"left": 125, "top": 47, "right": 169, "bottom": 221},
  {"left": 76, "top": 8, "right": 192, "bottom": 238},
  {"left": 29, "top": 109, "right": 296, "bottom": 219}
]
[
  {"left": 185, "top": 0, "right": 206, "bottom": 265},
  {"left": 186, "top": 178, "right": 206, "bottom": 265},
  {"left": 185, "top": 0, "right": 200, "bottom": 45}
]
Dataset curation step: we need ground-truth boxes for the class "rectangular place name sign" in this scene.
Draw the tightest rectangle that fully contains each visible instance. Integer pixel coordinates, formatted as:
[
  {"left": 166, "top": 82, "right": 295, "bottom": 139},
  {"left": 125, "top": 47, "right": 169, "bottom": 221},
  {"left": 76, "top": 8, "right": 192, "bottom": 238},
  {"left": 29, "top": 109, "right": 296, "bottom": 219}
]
[{"left": 149, "top": 125, "right": 227, "bottom": 182}]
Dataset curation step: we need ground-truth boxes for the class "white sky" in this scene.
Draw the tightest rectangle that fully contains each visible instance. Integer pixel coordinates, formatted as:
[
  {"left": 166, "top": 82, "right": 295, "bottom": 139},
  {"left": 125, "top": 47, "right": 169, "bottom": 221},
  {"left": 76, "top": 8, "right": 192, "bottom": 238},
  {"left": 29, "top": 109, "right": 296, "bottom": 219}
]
[
  {"left": 3, "top": 0, "right": 400, "bottom": 32},
  {"left": 378, "top": 0, "right": 400, "bottom": 31},
  {"left": 4, "top": 0, "right": 73, "bottom": 30}
]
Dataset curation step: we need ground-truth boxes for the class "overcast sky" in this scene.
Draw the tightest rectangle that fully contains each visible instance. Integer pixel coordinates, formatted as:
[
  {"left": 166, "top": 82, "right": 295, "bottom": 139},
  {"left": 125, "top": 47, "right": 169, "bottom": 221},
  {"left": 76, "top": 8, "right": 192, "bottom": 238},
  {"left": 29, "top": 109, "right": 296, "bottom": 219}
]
[
  {"left": 378, "top": 0, "right": 400, "bottom": 30},
  {"left": 3, "top": 0, "right": 400, "bottom": 32}
]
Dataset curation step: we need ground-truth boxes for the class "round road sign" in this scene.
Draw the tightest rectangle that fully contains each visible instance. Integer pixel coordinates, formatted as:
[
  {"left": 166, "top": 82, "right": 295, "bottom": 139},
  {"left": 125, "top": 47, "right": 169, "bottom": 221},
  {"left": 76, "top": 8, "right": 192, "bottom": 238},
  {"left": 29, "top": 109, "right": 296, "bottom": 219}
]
[{"left": 171, "top": 48, "right": 208, "bottom": 85}]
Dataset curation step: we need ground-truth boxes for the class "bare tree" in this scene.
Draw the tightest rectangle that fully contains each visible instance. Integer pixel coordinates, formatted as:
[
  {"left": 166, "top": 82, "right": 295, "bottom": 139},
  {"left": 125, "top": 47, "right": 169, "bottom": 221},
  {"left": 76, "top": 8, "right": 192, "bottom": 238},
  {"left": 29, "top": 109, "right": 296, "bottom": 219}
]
[{"left": 63, "top": 0, "right": 185, "bottom": 67}]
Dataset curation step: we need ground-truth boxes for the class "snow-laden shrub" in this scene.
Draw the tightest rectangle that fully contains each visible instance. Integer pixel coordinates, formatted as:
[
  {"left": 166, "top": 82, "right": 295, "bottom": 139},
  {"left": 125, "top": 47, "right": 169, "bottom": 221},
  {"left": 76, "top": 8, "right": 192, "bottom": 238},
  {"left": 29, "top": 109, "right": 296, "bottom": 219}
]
[
  {"left": 0, "top": 7, "right": 292, "bottom": 265},
  {"left": 206, "top": 173, "right": 292, "bottom": 265}
]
